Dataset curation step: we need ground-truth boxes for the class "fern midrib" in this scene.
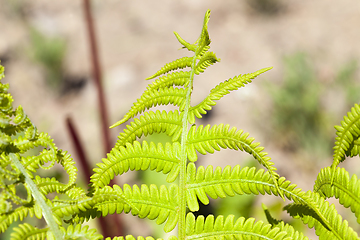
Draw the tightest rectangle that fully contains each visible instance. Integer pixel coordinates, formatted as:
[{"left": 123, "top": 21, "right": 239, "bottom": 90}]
[
  {"left": 128, "top": 88, "right": 186, "bottom": 114},
  {"left": 93, "top": 155, "right": 180, "bottom": 188},
  {"left": 19, "top": 227, "right": 48, "bottom": 240},
  {"left": 315, "top": 180, "right": 360, "bottom": 208},
  {"left": 186, "top": 230, "right": 276, "bottom": 240},
  {"left": 117, "top": 119, "right": 182, "bottom": 146},
  {"left": 189, "top": 77, "right": 252, "bottom": 113},
  {"left": 187, "top": 177, "right": 345, "bottom": 239},
  {"left": 116, "top": 198, "right": 176, "bottom": 212},
  {"left": 178, "top": 54, "right": 198, "bottom": 240},
  {"left": 333, "top": 112, "right": 360, "bottom": 165},
  {"left": 187, "top": 177, "right": 296, "bottom": 199},
  {"left": 10, "top": 153, "right": 63, "bottom": 240},
  {"left": 188, "top": 135, "right": 275, "bottom": 174}
]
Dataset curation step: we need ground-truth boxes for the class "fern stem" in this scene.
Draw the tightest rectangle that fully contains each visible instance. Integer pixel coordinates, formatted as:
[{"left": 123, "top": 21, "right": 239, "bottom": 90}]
[
  {"left": 178, "top": 53, "right": 197, "bottom": 240},
  {"left": 10, "top": 153, "right": 63, "bottom": 240}
]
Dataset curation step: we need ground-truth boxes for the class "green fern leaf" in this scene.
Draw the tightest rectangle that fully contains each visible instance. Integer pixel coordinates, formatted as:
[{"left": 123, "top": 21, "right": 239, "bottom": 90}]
[
  {"left": 185, "top": 212, "right": 301, "bottom": 240},
  {"left": 91, "top": 141, "right": 180, "bottom": 189},
  {"left": 332, "top": 103, "right": 360, "bottom": 169},
  {"left": 186, "top": 163, "right": 358, "bottom": 239},
  {"left": 146, "top": 71, "right": 190, "bottom": 91},
  {"left": 350, "top": 137, "right": 360, "bottom": 157},
  {"left": 284, "top": 191, "right": 359, "bottom": 240},
  {"left": 194, "top": 51, "right": 219, "bottom": 75},
  {"left": 110, "top": 87, "right": 186, "bottom": 128},
  {"left": 34, "top": 176, "right": 85, "bottom": 197},
  {"left": 186, "top": 124, "right": 281, "bottom": 197},
  {"left": 64, "top": 208, "right": 102, "bottom": 225},
  {"left": 262, "top": 203, "right": 283, "bottom": 226},
  {"left": 174, "top": 32, "right": 197, "bottom": 52},
  {"left": 64, "top": 224, "right": 102, "bottom": 240},
  {"left": 93, "top": 184, "right": 179, "bottom": 233},
  {"left": 194, "top": 9, "right": 211, "bottom": 56},
  {"left": 10, "top": 223, "right": 48, "bottom": 240},
  {"left": 186, "top": 163, "right": 281, "bottom": 211},
  {"left": 115, "top": 110, "right": 182, "bottom": 148},
  {"left": 314, "top": 166, "right": 360, "bottom": 224},
  {"left": 146, "top": 57, "right": 193, "bottom": 80},
  {"left": 188, "top": 67, "right": 272, "bottom": 123},
  {"left": 0, "top": 205, "right": 36, "bottom": 233},
  {"left": 21, "top": 149, "right": 77, "bottom": 188}
]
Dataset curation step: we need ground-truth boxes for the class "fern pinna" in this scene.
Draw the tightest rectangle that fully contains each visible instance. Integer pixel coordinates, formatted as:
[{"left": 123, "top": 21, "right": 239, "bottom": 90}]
[{"left": 1, "top": 9, "right": 360, "bottom": 240}]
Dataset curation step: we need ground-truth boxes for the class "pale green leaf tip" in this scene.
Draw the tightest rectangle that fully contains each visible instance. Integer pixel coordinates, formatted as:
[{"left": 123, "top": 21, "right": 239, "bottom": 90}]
[
  {"left": 145, "top": 75, "right": 154, "bottom": 80},
  {"left": 109, "top": 120, "right": 124, "bottom": 128}
]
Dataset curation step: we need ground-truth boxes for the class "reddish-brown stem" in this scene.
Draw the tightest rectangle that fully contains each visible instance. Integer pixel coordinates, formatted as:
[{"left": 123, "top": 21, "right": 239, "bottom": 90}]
[
  {"left": 83, "top": 0, "right": 112, "bottom": 155},
  {"left": 82, "top": 0, "right": 123, "bottom": 237},
  {"left": 66, "top": 116, "right": 123, "bottom": 237},
  {"left": 66, "top": 117, "right": 91, "bottom": 183}
]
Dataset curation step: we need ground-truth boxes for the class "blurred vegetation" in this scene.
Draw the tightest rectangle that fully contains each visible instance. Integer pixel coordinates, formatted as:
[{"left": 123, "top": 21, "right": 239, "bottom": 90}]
[
  {"left": 29, "top": 28, "right": 67, "bottom": 91},
  {"left": 335, "top": 59, "right": 360, "bottom": 109},
  {"left": 264, "top": 52, "right": 359, "bottom": 162},
  {"left": 266, "top": 53, "right": 333, "bottom": 159},
  {"left": 28, "top": 28, "right": 87, "bottom": 95},
  {"left": 245, "top": 0, "right": 286, "bottom": 16}
]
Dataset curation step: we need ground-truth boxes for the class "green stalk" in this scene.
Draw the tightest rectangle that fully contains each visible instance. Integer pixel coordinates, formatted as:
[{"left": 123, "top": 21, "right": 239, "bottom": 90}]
[
  {"left": 10, "top": 153, "right": 63, "bottom": 240},
  {"left": 178, "top": 52, "right": 198, "bottom": 240}
]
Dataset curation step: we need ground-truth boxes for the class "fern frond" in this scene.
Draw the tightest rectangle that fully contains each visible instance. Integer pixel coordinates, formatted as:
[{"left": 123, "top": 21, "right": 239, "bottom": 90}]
[
  {"left": 350, "top": 137, "right": 360, "bottom": 157},
  {"left": 14, "top": 132, "right": 52, "bottom": 153},
  {"left": 91, "top": 141, "right": 180, "bottom": 189},
  {"left": 188, "top": 67, "right": 272, "bottom": 123},
  {"left": 186, "top": 163, "right": 282, "bottom": 211},
  {"left": 0, "top": 204, "right": 35, "bottom": 232},
  {"left": 0, "top": 64, "right": 4, "bottom": 80},
  {"left": 146, "top": 57, "right": 193, "bottom": 80},
  {"left": 64, "top": 208, "right": 102, "bottom": 225},
  {"left": 194, "top": 51, "right": 219, "bottom": 75},
  {"left": 0, "top": 111, "right": 11, "bottom": 128},
  {"left": 10, "top": 223, "right": 48, "bottom": 240},
  {"left": 0, "top": 92, "right": 14, "bottom": 112},
  {"left": 185, "top": 213, "right": 302, "bottom": 240},
  {"left": 195, "top": 9, "right": 211, "bottom": 56},
  {"left": 64, "top": 224, "right": 102, "bottom": 240},
  {"left": 115, "top": 110, "right": 182, "bottom": 148},
  {"left": 174, "top": 32, "right": 196, "bottom": 52},
  {"left": 314, "top": 166, "right": 360, "bottom": 223},
  {"left": 110, "top": 87, "right": 186, "bottom": 128},
  {"left": 332, "top": 103, "right": 360, "bottom": 169},
  {"left": 186, "top": 124, "right": 281, "bottom": 197},
  {"left": 262, "top": 203, "right": 283, "bottom": 226},
  {"left": 186, "top": 163, "right": 358, "bottom": 239},
  {"left": 263, "top": 217, "right": 310, "bottom": 240},
  {"left": 146, "top": 71, "right": 190, "bottom": 91},
  {"left": 284, "top": 191, "right": 359, "bottom": 240},
  {"left": 21, "top": 149, "right": 77, "bottom": 189},
  {"left": 33, "top": 176, "right": 82, "bottom": 196},
  {"left": 93, "top": 184, "right": 179, "bottom": 233}
]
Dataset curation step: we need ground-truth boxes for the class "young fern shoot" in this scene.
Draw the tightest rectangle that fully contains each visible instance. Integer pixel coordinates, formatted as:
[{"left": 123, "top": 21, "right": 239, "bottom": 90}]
[{"left": 96, "top": 9, "right": 288, "bottom": 239}]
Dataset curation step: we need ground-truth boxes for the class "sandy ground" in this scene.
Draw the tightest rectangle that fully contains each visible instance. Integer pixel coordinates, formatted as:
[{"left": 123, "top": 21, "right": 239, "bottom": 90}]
[{"left": 1, "top": 0, "right": 360, "bottom": 238}]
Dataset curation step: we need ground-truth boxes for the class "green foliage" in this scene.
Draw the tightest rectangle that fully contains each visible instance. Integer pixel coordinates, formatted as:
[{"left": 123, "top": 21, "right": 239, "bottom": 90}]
[
  {"left": 1, "top": 9, "right": 360, "bottom": 240},
  {"left": 335, "top": 60, "right": 360, "bottom": 107},
  {"left": 29, "top": 28, "right": 67, "bottom": 90},
  {"left": 265, "top": 52, "right": 332, "bottom": 156}
]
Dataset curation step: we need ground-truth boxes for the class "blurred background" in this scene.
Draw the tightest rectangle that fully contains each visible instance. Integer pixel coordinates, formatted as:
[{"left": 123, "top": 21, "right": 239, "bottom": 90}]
[{"left": 1, "top": 0, "right": 360, "bottom": 238}]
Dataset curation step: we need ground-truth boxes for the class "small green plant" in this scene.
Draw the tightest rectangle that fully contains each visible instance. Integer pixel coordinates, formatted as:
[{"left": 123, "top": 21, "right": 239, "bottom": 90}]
[
  {"left": 1, "top": 9, "right": 360, "bottom": 240},
  {"left": 265, "top": 52, "right": 332, "bottom": 157},
  {"left": 29, "top": 28, "right": 67, "bottom": 91}
]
